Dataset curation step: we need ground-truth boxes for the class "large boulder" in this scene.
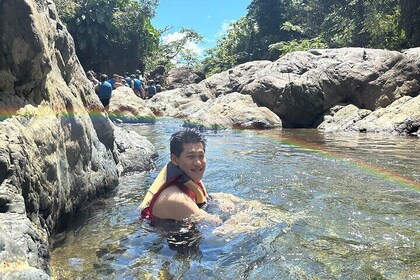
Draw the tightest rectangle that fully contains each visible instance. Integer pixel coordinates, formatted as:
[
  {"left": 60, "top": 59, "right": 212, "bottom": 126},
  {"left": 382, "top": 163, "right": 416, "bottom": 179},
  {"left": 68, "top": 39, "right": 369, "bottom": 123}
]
[
  {"left": 352, "top": 95, "right": 420, "bottom": 135},
  {"left": 108, "top": 86, "right": 156, "bottom": 124},
  {"left": 185, "top": 92, "right": 281, "bottom": 129},
  {"left": 242, "top": 48, "right": 420, "bottom": 129},
  {"left": 164, "top": 66, "right": 206, "bottom": 90},
  {"left": 147, "top": 62, "right": 284, "bottom": 129},
  {"left": 114, "top": 126, "right": 158, "bottom": 175},
  {"left": 203, "top": 61, "right": 272, "bottom": 98},
  {"left": 317, "top": 104, "right": 372, "bottom": 132},
  {"left": 147, "top": 84, "right": 211, "bottom": 116}
]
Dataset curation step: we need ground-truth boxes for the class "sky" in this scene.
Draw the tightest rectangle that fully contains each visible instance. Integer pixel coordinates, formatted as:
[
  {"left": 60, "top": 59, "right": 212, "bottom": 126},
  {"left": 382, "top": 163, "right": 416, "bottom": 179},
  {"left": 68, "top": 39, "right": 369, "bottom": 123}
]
[{"left": 152, "top": 0, "right": 251, "bottom": 59}]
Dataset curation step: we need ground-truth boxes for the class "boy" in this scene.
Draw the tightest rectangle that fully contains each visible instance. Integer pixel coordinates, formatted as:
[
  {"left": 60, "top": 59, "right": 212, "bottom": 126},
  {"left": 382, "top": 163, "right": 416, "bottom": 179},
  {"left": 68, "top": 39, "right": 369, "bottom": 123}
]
[{"left": 140, "top": 129, "right": 221, "bottom": 224}]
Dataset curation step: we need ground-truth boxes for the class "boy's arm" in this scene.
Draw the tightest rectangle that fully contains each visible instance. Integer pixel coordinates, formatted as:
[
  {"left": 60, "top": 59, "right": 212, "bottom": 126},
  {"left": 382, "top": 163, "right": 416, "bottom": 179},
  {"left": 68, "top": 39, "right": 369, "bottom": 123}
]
[{"left": 152, "top": 186, "right": 221, "bottom": 224}]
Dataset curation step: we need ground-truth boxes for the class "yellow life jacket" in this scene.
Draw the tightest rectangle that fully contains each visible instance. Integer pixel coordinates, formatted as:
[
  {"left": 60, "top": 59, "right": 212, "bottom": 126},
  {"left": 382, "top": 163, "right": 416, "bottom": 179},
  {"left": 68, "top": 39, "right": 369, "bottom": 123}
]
[{"left": 140, "top": 162, "right": 208, "bottom": 219}]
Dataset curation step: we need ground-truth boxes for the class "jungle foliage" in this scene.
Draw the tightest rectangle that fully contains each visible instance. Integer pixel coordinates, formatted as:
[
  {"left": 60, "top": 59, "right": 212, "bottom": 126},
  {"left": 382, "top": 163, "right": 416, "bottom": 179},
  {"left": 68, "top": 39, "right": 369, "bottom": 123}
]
[
  {"left": 145, "top": 27, "right": 204, "bottom": 72},
  {"left": 54, "top": 0, "right": 420, "bottom": 76},
  {"left": 54, "top": 0, "right": 160, "bottom": 74},
  {"left": 203, "top": 0, "right": 420, "bottom": 76}
]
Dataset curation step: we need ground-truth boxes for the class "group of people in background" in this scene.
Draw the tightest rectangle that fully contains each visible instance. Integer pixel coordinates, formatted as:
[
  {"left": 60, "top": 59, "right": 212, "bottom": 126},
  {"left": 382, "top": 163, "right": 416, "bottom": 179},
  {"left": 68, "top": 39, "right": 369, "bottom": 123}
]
[{"left": 86, "top": 69, "right": 162, "bottom": 108}]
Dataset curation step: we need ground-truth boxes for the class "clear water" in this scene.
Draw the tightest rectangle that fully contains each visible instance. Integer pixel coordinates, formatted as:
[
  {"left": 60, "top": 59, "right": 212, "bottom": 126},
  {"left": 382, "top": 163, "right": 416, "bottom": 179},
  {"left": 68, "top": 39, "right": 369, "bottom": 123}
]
[{"left": 50, "top": 119, "right": 420, "bottom": 279}]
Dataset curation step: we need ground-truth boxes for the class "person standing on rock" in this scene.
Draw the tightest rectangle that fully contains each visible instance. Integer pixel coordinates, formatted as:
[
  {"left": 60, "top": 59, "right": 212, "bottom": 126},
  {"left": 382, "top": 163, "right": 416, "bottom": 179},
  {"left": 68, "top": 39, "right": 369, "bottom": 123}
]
[
  {"left": 132, "top": 74, "right": 145, "bottom": 98},
  {"left": 107, "top": 74, "right": 120, "bottom": 89},
  {"left": 147, "top": 80, "right": 157, "bottom": 98},
  {"left": 86, "top": 70, "right": 99, "bottom": 87},
  {"left": 95, "top": 74, "right": 113, "bottom": 109},
  {"left": 124, "top": 72, "right": 134, "bottom": 89},
  {"left": 140, "top": 128, "right": 221, "bottom": 224}
]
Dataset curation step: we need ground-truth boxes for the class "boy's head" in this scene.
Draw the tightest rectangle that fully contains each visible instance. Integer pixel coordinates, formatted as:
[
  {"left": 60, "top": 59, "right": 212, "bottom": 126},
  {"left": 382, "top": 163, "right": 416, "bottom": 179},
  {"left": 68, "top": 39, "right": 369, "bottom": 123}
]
[
  {"left": 100, "top": 74, "right": 108, "bottom": 82},
  {"left": 170, "top": 129, "right": 206, "bottom": 157}
]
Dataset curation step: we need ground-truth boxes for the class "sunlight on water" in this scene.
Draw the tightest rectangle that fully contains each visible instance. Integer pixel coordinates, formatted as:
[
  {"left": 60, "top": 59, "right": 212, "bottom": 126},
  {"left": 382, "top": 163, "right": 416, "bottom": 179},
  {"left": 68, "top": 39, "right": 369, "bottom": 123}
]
[{"left": 50, "top": 119, "right": 420, "bottom": 279}]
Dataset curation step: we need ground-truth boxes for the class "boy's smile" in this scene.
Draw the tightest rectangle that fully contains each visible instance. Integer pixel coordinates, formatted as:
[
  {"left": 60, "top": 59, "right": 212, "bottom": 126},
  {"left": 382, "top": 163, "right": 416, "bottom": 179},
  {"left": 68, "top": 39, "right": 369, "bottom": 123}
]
[{"left": 171, "top": 142, "right": 206, "bottom": 182}]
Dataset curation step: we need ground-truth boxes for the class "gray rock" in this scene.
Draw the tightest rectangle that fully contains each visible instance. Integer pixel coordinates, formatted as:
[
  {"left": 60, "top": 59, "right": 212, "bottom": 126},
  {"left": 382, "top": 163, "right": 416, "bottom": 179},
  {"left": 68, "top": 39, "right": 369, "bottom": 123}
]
[
  {"left": 318, "top": 96, "right": 420, "bottom": 135},
  {"left": 147, "top": 73, "right": 281, "bottom": 130},
  {"left": 318, "top": 104, "right": 372, "bottom": 131},
  {"left": 352, "top": 95, "right": 420, "bottom": 135},
  {"left": 165, "top": 66, "right": 206, "bottom": 90},
  {"left": 114, "top": 126, "right": 158, "bottom": 175},
  {"left": 186, "top": 92, "right": 281, "bottom": 129},
  {"left": 147, "top": 48, "right": 419, "bottom": 135},
  {"left": 243, "top": 48, "right": 420, "bottom": 128},
  {"left": 108, "top": 86, "right": 156, "bottom": 124},
  {"left": 0, "top": 0, "right": 123, "bottom": 276}
]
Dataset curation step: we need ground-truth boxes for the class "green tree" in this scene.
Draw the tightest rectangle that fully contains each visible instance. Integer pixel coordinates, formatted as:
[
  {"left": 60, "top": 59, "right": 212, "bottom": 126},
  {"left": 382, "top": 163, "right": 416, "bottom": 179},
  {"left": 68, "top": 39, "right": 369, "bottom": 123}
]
[
  {"left": 145, "top": 27, "right": 204, "bottom": 72},
  {"left": 112, "top": 1, "right": 159, "bottom": 72},
  {"left": 202, "top": 0, "right": 412, "bottom": 75},
  {"left": 202, "top": 17, "right": 256, "bottom": 75},
  {"left": 54, "top": 0, "right": 159, "bottom": 74},
  {"left": 400, "top": 0, "right": 420, "bottom": 47},
  {"left": 246, "top": 0, "right": 293, "bottom": 60},
  {"left": 318, "top": 0, "right": 403, "bottom": 49}
]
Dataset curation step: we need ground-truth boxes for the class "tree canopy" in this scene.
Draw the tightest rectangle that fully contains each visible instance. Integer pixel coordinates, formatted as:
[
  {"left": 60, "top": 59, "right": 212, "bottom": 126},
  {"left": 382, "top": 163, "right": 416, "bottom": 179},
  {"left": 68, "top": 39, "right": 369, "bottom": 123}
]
[
  {"left": 54, "top": 0, "right": 160, "bottom": 75},
  {"left": 54, "top": 0, "right": 420, "bottom": 77},
  {"left": 203, "top": 0, "right": 419, "bottom": 76}
]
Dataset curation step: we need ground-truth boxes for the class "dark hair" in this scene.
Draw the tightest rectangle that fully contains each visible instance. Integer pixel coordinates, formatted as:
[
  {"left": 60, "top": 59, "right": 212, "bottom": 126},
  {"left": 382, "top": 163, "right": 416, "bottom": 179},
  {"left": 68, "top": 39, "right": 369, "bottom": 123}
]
[
  {"left": 170, "top": 129, "right": 206, "bottom": 157},
  {"left": 100, "top": 74, "right": 108, "bottom": 82}
]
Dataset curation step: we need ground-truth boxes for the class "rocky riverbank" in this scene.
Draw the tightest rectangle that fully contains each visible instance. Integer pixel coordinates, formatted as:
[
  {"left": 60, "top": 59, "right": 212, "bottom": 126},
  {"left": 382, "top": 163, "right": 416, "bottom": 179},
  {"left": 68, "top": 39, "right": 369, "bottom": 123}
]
[
  {"left": 141, "top": 48, "right": 420, "bottom": 135},
  {"left": 1, "top": 0, "right": 419, "bottom": 278},
  {"left": 113, "top": 48, "right": 420, "bottom": 135},
  {"left": 0, "top": 0, "right": 155, "bottom": 278}
]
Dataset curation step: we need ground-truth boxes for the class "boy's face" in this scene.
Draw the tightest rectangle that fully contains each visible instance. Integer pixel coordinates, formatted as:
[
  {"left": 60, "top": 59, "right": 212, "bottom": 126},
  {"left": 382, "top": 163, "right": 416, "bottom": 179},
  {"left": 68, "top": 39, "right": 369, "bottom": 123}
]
[{"left": 171, "top": 142, "right": 206, "bottom": 183}]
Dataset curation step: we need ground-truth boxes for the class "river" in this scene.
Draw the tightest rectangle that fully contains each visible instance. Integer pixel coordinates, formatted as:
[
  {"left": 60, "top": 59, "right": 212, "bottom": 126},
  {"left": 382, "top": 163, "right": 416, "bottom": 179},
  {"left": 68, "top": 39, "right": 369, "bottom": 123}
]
[{"left": 50, "top": 118, "right": 420, "bottom": 279}]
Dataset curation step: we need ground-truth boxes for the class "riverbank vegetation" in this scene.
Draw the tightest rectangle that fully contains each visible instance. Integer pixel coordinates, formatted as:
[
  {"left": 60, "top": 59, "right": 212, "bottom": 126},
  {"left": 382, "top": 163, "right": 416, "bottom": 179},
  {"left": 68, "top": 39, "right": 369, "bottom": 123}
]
[
  {"left": 54, "top": 0, "right": 419, "bottom": 76},
  {"left": 203, "top": 0, "right": 420, "bottom": 75}
]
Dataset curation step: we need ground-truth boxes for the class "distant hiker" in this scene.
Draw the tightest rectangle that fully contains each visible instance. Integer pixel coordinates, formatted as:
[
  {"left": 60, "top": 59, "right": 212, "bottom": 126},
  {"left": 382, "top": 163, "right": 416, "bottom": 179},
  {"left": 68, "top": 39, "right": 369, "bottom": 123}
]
[
  {"left": 108, "top": 74, "right": 120, "bottom": 89},
  {"left": 131, "top": 74, "right": 145, "bottom": 98},
  {"left": 147, "top": 80, "right": 157, "bottom": 98},
  {"left": 155, "top": 82, "right": 162, "bottom": 93},
  {"left": 86, "top": 70, "right": 99, "bottom": 87},
  {"left": 135, "top": 69, "right": 143, "bottom": 80},
  {"left": 95, "top": 74, "right": 112, "bottom": 109},
  {"left": 124, "top": 72, "right": 133, "bottom": 89}
]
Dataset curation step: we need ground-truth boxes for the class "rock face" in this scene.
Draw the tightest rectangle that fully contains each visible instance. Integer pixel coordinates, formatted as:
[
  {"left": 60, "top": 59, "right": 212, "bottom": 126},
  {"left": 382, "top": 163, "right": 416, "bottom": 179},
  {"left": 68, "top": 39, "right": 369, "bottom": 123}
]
[
  {"left": 0, "top": 0, "right": 154, "bottom": 278},
  {"left": 164, "top": 66, "right": 206, "bottom": 90},
  {"left": 147, "top": 48, "right": 420, "bottom": 135},
  {"left": 242, "top": 48, "right": 420, "bottom": 134}
]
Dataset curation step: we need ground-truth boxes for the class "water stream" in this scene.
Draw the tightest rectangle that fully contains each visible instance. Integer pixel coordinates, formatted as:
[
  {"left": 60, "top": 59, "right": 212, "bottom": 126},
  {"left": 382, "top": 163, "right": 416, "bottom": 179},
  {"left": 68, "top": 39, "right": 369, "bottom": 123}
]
[{"left": 50, "top": 119, "right": 420, "bottom": 279}]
